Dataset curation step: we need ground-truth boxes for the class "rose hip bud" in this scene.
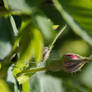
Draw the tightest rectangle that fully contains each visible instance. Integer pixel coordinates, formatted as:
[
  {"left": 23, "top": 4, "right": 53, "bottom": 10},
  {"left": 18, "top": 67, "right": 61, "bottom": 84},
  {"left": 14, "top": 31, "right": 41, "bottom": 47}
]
[
  {"left": 62, "top": 53, "right": 86, "bottom": 72},
  {"left": 46, "top": 53, "right": 88, "bottom": 72}
]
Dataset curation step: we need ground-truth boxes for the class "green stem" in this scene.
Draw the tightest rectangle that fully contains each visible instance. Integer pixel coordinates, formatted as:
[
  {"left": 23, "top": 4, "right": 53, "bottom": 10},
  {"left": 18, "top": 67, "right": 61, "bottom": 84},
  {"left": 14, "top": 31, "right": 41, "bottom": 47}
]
[
  {"left": 21, "top": 66, "right": 47, "bottom": 74},
  {"left": 17, "top": 66, "right": 47, "bottom": 78},
  {"left": 43, "top": 25, "right": 67, "bottom": 62},
  {"left": 84, "top": 57, "right": 92, "bottom": 62}
]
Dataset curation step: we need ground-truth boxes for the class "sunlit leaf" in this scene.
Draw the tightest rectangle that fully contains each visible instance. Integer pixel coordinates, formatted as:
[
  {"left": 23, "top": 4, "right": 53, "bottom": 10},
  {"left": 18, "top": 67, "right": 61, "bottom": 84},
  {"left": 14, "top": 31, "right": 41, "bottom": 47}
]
[
  {"left": 13, "top": 22, "right": 43, "bottom": 76},
  {"left": 32, "top": 28, "right": 43, "bottom": 62},
  {"left": 22, "top": 80, "right": 29, "bottom": 92},
  {"left": 0, "top": 79, "right": 11, "bottom": 92}
]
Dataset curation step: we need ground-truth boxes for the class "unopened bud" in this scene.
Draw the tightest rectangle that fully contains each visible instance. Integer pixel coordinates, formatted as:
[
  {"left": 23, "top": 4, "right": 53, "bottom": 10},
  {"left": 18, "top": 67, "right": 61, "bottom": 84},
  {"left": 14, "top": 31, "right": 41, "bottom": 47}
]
[
  {"left": 62, "top": 53, "right": 86, "bottom": 72},
  {"left": 46, "top": 53, "right": 89, "bottom": 73}
]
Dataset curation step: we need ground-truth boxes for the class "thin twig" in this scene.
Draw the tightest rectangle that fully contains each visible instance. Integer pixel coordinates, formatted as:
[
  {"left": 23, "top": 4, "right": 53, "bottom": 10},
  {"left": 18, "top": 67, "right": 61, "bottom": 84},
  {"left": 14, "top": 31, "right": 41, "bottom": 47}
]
[{"left": 43, "top": 25, "right": 67, "bottom": 62}]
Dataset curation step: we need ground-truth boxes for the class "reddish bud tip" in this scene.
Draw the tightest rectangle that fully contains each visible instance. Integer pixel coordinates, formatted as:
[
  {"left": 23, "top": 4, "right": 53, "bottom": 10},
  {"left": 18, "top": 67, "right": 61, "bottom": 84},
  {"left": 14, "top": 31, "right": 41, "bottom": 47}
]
[
  {"left": 62, "top": 53, "right": 85, "bottom": 72},
  {"left": 65, "top": 53, "right": 80, "bottom": 60}
]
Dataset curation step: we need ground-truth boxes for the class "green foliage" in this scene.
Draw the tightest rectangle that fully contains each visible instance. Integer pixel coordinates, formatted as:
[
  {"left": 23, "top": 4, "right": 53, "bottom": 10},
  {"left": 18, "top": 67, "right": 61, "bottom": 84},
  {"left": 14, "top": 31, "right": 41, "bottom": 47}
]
[
  {"left": 53, "top": 0, "right": 92, "bottom": 45},
  {"left": 32, "top": 10, "right": 56, "bottom": 44},
  {"left": 3, "top": 0, "right": 43, "bottom": 14},
  {"left": 0, "top": 0, "right": 92, "bottom": 92},
  {"left": 30, "top": 72, "right": 64, "bottom": 92},
  {"left": 13, "top": 21, "right": 43, "bottom": 76},
  {"left": 0, "top": 79, "right": 11, "bottom": 92},
  {"left": 0, "top": 17, "right": 12, "bottom": 60}
]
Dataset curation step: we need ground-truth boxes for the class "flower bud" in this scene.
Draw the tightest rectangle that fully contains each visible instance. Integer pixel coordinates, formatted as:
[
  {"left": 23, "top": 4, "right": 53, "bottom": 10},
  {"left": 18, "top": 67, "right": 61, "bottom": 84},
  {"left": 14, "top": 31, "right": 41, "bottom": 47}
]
[
  {"left": 46, "top": 53, "right": 88, "bottom": 72},
  {"left": 62, "top": 53, "right": 86, "bottom": 72}
]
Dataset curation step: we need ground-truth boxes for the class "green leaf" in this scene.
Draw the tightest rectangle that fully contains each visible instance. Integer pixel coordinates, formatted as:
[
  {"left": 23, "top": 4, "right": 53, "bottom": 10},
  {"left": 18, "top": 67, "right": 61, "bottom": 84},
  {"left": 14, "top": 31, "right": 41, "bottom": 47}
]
[
  {"left": 13, "top": 22, "right": 43, "bottom": 76},
  {"left": 80, "top": 64, "right": 92, "bottom": 88},
  {"left": 9, "top": 16, "right": 18, "bottom": 37},
  {"left": 32, "top": 10, "right": 56, "bottom": 45},
  {"left": 53, "top": 0, "right": 92, "bottom": 45},
  {"left": 30, "top": 73, "right": 40, "bottom": 92},
  {"left": 32, "top": 28, "right": 43, "bottom": 62},
  {"left": 0, "top": 17, "right": 12, "bottom": 60},
  {"left": 63, "top": 80, "right": 89, "bottom": 92},
  {"left": 22, "top": 79, "right": 29, "bottom": 92},
  {"left": 3, "top": 0, "right": 43, "bottom": 14},
  {"left": 7, "top": 65, "right": 20, "bottom": 92},
  {"left": 0, "top": 79, "right": 11, "bottom": 92},
  {"left": 30, "top": 72, "right": 64, "bottom": 92}
]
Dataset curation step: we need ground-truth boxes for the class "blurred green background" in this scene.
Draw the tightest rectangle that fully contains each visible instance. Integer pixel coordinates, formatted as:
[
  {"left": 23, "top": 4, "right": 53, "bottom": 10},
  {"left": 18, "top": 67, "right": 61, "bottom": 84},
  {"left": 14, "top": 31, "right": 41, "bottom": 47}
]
[{"left": 0, "top": 0, "right": 92, "bottom": 92}]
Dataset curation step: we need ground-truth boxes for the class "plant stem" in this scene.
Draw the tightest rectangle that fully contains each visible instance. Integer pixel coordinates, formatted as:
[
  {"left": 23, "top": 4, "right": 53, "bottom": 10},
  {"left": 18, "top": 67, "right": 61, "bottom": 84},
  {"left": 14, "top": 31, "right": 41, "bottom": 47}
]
[
  {"left": 17, "top": 25, "right": 67, "bottom": 85},
  {"left": 43, "top": 25, "right": 67, "bottom": 62},
  {"left": 84, "top": 57, "right": 92, "bottom": 63},
  {"left": 18, "top": 66, "right": 47, "bottom": 75}
]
